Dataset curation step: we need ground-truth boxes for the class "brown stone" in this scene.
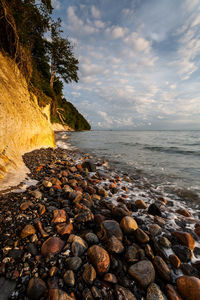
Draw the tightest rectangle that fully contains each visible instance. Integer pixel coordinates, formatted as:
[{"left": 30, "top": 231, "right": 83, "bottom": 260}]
[
  {"left": 128, "top": 260, "right": 155, "bottom": 288},
  {"left": 165, "top": 284, "right": 182, "bottom": 300},
  {"left": 135, "top": 200, "right": 147, "bottom": 209},
  {"left": 20, "top": 201, "right": 33, "bottom": 211},
  {"left": 169, "top": 254, "right": 181, "bottom": 269},
  {"left": 135, "top": 228, "right": 150, "bottom": 243},
  {"left": 26, "top": 277, "right": 47, "bottom": 300},
  {"left": 82, "top": 263, "right": 96, "bottom": 285},
  {"left": 104, "top": 273, "right": 117, "bottom": 284},
  {"left": 52, "top": 209, "right": 67, "bottom": 224},
  {"left": 47, "top": 289, "right": 75, "bottom": 300},
  {"left": 101, "top": 220, "right": 123, "bottom": 240},
  {"left": 21, "top": 225, "right": 36, "bottom": 239},
  {"left": 41, "top": 237, "right": 65, "bottom": 257},
  {"left": 149, "top": 224, "right": 162, "bottom": 236},
  {"left": 120, "top": 216, "right": 138, "bottom": 234},
  {"left": 154, "top": 256, "right": 171, "bottom": 282},
  {"left": 172, "top": 231, "right": 195, "bottom": 250},
  {"left": 38, "top": 204, "right": 46, "bottom": 215},
  {"left": 56, "top": 223, "right": 73, "bottom": 236},
  {"left": 177, "top": 276, "right": 200, "bottom": 300},
  {"left": 88, "top": 245, "right": 110, "bottom": 275},
  {"left": 176, "top": 208, "right": 191, "bottom": 217},
  {"left": 35, "top": 220, "right": 48, "bottom": 238}
]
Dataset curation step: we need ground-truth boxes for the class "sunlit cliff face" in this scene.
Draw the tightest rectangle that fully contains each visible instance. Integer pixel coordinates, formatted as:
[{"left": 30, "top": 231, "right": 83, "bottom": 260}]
[{"left": 0, "top": 52, "right": 55, "bottom": 184}]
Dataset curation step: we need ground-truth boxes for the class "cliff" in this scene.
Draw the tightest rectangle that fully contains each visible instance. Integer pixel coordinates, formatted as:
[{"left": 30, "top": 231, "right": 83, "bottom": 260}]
[{"left": 0, "top": 52, "right": 55, "bottom": 189}]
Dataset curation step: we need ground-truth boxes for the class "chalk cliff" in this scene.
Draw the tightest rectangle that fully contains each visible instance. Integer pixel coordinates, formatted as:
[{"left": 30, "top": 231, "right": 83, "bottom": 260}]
[{"left": 0, "top": 52, "right": 55, "bottom": 186}]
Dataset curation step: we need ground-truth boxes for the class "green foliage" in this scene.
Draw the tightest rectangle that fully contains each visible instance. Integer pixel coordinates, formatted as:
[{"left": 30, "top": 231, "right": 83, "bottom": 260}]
[
  {"left": 0, "top": 0, "right": 90, "bottom": 131},
  {"left": 48, "top": 18, "right": 79, "bottom": 87}
]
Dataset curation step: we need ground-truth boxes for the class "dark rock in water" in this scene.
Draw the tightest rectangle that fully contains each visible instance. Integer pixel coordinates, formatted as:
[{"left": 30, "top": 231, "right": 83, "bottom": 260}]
[
  {"left": 146, "top": 283, "right": 165, "bottom": 300},
  {"left": 128, "top": 260, "right": 155, "bottom": 288},
  {"left": 148, "top": 203, "right": 162, "bottom": 217},
  {"left": 100, "top": 220, "right": 123, "bottom": 241},
  {"left": 26, "top": 277, "right": 47, "bottom": 300},
  {"left": 165, "top": 284, "right": 182, "bottom": 300},
  {"left": 65, "top": 257, "right": 82, "bottom": 271},
  {"left": 181, "top": 263, "right": 200, "bottom": 277},
  {"left": 82, "top": 160, "right": 96, "bottom": 172},
  {"left": 193, "top": 261, "right": 200, "bottom": 273},
  {"left": 114, "top": 285, "right": 137, "bottom": 300},
  {"left": 0, "top": 277, "right": 16, "bottom": 300},
  {"left": 169, "top": 254, "right": 181, "bottom": 269},
  {"left": 63, "top": 270, "right": 75, "bottom": 287},
  {"left": 172, "top": 245, "right": 192, "bottom": 262},
  {"left": 135, "top": 228, "right": 150, "bottom": 243},
  {"left": 158, "top": 236, "right": 171, "bottom": 248},
  {"left": 9, "top": 249, "right": 23, "bottom": 260},
  {"left": 194, "top": 247, "right": 200, "bottom": 258},
  {"left": 125, "top": 245, "right": 140, "bottom": 263},
  {"left": 153, "top": 256, "right": 171, "bottom": 282},
  {"left": 106, "top": 235, "right": 124, "bottom": 254}
]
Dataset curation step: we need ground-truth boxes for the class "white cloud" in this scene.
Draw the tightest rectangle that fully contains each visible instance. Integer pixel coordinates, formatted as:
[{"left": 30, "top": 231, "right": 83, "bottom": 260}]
[
  {"left": 67, "top": 6, "right": 98, "bottom": 36},
  {"left": 94, "top": 20, "right": 105, "bottom": 29},
  {"left": 124, "top": 32, "right": 151, "bottom": 53},
  {"left": 91, "top": 6, "right": 101, "bottom": 19},
  {"left": 105, "top": 26, "right": 128, "bottom": 39}
]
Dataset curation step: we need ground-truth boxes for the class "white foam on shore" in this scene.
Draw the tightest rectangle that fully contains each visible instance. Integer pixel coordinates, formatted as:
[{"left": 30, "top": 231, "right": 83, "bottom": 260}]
[{"left": 0, "top": 163, "right": 33, "bottom": 193}]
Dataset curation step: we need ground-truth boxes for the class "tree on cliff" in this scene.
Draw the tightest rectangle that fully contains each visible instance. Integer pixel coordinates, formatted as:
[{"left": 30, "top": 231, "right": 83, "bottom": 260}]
[{"left": 49, "top": 19, "right": 79, "bottom": 88}]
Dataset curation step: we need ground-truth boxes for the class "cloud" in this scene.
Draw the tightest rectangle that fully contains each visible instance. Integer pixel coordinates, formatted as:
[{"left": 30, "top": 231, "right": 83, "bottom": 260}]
[
  {"left": 124, "top": 32, "right": 151, "bottom": 53},
  {"left": 91, "top": 5, "right": 101, "bottom": 19},
  {"left": 105, "top": 26, "right": 128, "bottom": 39},
  {"left": 67, "top": 6, "right": 98, "bottom": 36}
]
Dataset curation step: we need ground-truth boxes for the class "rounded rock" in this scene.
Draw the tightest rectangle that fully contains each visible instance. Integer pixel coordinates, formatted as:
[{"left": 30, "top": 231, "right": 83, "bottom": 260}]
[
  {"left": 88, "top": 245, "right": 110, "bottom": 275},
  {"left": 128, "top": 260, "right": 155, "bottom": 288},
  {"left": 177, "top": 276, "right": 200, "bottom": 300},
  {"left": 146, "top": 283, "right": 165, "bottom": 300},
  {"left": 120, "top": 216, "right": 138, "bottom": 234},
  {"left": 41, "top": 237, "right": 65, "bottom": 257},
  {"left": 21, "top": 225, "right": 36, "bottom": 239},
  {"left": 26, "top": 277, "right": 47, "bottom": 300}
]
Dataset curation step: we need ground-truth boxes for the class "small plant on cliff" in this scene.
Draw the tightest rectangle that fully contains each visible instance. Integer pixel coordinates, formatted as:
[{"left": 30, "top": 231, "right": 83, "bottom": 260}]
[{"left": 48, "top": 18, "right": 79, "bottom": 88}]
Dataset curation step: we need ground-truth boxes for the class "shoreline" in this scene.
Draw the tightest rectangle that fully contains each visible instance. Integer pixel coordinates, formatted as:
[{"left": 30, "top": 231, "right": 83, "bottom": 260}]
[{"left": 0, "top": 145, "right": 200, "bottom": 299}]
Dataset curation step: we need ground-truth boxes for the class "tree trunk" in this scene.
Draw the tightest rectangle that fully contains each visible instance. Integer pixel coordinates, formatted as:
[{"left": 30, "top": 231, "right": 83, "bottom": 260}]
[{"left": 50, "top": 62, "right": 54, "bottom": 88}]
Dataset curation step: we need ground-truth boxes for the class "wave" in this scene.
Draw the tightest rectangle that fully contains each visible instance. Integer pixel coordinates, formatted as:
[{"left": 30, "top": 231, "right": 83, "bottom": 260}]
[{"left": 144, "top": 146, "right": 200, "bottom": 156}]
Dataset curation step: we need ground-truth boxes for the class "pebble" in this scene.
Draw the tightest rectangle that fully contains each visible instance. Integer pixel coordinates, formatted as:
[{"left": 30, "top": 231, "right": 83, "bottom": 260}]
[
  {"left": 165, "top": 284, "right": 182, "bottom": 300},
  {"left": 88, "top": 245, "right": 110, "bottom": 275},
  {"left": 65, "top": 257, "right": 82, "bottom": 270},
  {"left": 71, "top": 235, "right": 88, "bottom": 256},
  {"left": 101, "top": 220, "right": 123, "bottom": 240},
  {"left": 63, "top": 270, "right": 75, "bottom": 287},
  {"left": 177, "top": 276, "right": 200, "bottom": 300},
  {"left": 115, "top": 285, "right": 137, "bottom": 300},
  {"left": 128, "top": 260, "right": 155, "bottom": 288},
  {"left": 41, "top": 237, "right": 65, "bottom": 257},
  {"left": 169, "top": 254, "right": 181, "bottom": 269},
  {"left": 103, "top": 273, "right": 117, "bottom": 284},
  {"left": 153, "top": 256, "right": 171, "bottom": 282},
  {"left": 172, "top": 245, "right": 192, "bottom": 262},
  {"left": 146, "top": 283, "right": 165, "bottom": 300},
  {"left": 106, "top": 235, "right": 124, "bottom": 254},
  {"left": 82, "top": 263, "right": 96, "bottom": 285},
  {"left": 149, "top": 224, "right": 162, "bottom": 236},
  {"left": 135, "top": 199, "right": 147, "bottom": 209},
  {"left": 172, "top": 231, "right": 195, "bottom": 250},
  {"left": 52, "top": 209, "right": 67, "bottom": 224},
  {"left": 120, "top": 216, "right": 138, "bottom": 234},
  {"left": 85, "top": 232, "right": 99, "bottom": 244},
  {"left": 26, "top": 277, "right": 47, "bottom": 300},
  {"left": 21, "top": 224, "right": 36, "bottom": 239},
  {"left": 148, "top": 203, "right": 162, "bottom": 217},
  {"left": 135, "top": 228, "right": 150, "bottom": 243}
]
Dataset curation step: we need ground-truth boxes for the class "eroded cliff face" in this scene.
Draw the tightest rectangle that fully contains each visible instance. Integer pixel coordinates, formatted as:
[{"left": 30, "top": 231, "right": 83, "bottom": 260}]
[{"left": 0, "top": 52, "right": 55, "bottom": 187}]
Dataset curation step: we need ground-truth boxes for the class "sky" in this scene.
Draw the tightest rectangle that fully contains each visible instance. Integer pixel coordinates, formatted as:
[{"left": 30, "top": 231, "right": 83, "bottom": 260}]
[{"left": 52, "top": 0, "right": 200, "bottom": 130}]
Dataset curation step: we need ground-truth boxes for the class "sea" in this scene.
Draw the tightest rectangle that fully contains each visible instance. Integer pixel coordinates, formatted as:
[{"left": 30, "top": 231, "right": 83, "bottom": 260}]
[{"left": 56, "top": 130, "right": 200, "bottom": 208}]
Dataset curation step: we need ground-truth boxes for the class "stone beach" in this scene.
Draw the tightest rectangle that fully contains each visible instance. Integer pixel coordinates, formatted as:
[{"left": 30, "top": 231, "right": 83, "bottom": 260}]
[{"left": 0, "top": 146, "right": 200, "bottom": 300}]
